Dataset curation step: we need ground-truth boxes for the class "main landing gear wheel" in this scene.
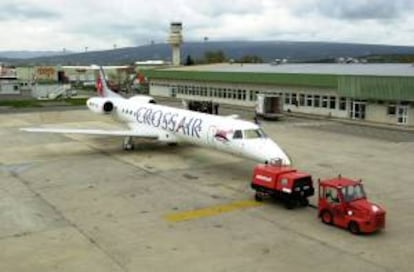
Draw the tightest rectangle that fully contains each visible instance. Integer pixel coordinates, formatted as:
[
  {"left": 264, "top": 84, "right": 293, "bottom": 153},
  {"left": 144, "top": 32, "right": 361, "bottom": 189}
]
[{"left": 123, "top": 136, "right": 135, "bottom": 151}]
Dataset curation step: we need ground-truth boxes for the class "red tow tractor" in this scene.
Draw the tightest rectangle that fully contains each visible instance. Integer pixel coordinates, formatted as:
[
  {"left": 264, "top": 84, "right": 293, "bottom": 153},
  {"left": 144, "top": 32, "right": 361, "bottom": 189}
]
[
  {"left": 318, "top": 176, "right": 386, "bottom": 234},
  {"left": 251, "top": 164, "right": 386, "bottom": 234}
]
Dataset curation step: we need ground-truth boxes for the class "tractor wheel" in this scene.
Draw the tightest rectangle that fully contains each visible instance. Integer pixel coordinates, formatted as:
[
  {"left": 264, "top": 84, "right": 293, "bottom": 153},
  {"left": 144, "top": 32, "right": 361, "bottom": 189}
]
[
  {"left": 321, "top": 210, "right": 333, "bottom": 225},
  {"left": 299, "top": 198, "right": 309, "bottom": 207},
  {"left": 348, "top": 221, "right": 360, "bottom": 235},
  {"left": 284, "top": 199, "right": 296, "bottom": 209},
  {"left": 254, "top": 192, "right": 263, "bottom": 202}
]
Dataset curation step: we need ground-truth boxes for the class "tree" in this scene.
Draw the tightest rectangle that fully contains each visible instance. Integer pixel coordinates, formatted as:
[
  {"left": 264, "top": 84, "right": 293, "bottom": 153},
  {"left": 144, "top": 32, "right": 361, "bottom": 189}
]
[
  {"left": 185, "top": 55, "right": 195, "bottom": 65},
  {"left": 204, "top": 50, "right": 227, "bottom": 63},
  {"left": 238, "top": 55, "right": 263, "bottom": 63}
]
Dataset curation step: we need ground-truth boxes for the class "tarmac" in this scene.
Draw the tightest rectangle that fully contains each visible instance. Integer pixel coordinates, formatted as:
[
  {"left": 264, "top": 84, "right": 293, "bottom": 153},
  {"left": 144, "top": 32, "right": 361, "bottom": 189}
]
[{"left": 0, "top": 105, "right": 414, "bottom": 272}]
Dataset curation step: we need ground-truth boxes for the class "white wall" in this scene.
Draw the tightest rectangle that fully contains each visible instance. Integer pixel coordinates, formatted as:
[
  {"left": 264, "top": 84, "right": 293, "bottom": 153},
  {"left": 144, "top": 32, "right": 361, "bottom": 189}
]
[
  {"left": 408, "top": 104, "right": 413, "bottom": 126},
  {"left": 0, "top": 81, "right": 20, "bottom": 94},
  {"left": 365, "top": 103, "right": 395, "bottom": 124},
  {"left": 150, "top": 84, "right": 171, "bottom": 97}
]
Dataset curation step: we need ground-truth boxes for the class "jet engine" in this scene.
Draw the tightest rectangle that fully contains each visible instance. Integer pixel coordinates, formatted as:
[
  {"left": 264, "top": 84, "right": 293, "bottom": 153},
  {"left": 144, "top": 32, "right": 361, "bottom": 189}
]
[{"left": 87, "top": 97, "right": 115, "bottom": 114}]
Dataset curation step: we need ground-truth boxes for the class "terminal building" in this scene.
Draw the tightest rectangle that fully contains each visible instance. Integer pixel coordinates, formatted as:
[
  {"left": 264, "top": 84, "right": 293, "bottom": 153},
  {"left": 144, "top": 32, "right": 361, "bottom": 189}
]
[{"left": 144, "top": 63, "right": 414, "bottom": 127}]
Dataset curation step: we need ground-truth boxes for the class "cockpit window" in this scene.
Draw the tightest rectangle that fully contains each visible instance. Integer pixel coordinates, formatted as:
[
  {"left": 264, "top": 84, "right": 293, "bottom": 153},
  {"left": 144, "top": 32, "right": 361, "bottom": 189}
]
[
  {"left": 233, "top": 130, "right": 243, "bottom": 139},
  {"left": 243, "top": 129, "right": 267, "bottom": 139}
]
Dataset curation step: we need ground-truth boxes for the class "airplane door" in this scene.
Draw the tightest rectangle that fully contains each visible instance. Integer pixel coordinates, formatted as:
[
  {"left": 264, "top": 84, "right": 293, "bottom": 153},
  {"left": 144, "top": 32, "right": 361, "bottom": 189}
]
[{"left": 228, "top": 130, "right": 244, "bottom": 155}]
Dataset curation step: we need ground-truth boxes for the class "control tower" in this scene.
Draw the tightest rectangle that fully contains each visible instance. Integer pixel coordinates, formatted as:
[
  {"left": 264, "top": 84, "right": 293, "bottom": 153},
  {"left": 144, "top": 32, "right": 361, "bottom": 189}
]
[{"left": 167, "top": 22, "right": 183, "bottom": 66}]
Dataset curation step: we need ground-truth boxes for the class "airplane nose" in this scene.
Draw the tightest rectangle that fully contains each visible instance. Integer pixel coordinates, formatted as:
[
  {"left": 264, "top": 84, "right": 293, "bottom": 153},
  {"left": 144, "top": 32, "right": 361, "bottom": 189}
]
[{"left": 265, "top": 139, "right": 292, "bottom": 166}]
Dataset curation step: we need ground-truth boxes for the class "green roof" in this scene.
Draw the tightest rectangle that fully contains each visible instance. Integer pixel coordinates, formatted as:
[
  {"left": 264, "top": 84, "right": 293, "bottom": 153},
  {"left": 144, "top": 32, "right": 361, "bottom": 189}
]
[
  {"left": 338, "top": 76, "right": 414, "bottom": 101},
  {"left": 142, "top": 69, "right": 338, "bottom": 88},
  {"left": 143, "top": 69, "right": 414, "bottom": 101}
]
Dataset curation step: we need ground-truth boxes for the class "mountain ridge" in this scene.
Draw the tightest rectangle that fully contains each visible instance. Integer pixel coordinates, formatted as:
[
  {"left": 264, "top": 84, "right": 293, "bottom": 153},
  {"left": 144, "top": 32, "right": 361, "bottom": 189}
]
[{"left": 2, "top": 41, "right": 414, "bottom": 65}]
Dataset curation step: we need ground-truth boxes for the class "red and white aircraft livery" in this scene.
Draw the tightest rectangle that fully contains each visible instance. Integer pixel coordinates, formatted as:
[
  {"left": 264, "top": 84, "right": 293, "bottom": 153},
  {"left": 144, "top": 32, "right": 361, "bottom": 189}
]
[{"left": 21, "top": 66, "right": 291, "bottom": 165}]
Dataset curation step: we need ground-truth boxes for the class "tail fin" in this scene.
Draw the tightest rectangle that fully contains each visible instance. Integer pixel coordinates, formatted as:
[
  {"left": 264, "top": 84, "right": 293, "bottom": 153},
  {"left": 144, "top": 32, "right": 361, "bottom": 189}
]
[{"left": 93, "top": 65, "right": 122, "bottom": 98}]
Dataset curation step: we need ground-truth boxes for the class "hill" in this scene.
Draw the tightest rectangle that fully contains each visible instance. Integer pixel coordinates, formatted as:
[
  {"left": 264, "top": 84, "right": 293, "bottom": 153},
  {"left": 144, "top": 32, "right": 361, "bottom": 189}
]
[{"left": 3, "top": 41, "right": 414, "bottom": 65}]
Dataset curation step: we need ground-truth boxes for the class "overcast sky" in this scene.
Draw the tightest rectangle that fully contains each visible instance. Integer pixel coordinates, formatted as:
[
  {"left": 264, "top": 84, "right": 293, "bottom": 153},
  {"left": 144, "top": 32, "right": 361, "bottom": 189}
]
[{"left": 1, "top": 0, "right": 413, "bottom": 51}]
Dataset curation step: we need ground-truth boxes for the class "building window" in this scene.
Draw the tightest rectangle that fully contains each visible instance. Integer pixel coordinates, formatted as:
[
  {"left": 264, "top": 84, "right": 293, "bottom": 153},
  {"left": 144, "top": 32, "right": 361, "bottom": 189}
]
[
  {"left": 299, "top": 94, "right": 305, "bottom": 106},
  {"left": 249, "top": 91, "right": 254, "bottom": 101},
  {"left": 242, "top": 90, "right": 246, "bottom": 100},
  {"left": 237, "top": 89, "right": 242, "bottom": 100},
  {"left": 314, "top": 95, "right": 320, "bottom": 107},
  {"left": 339, "top": 97, "right": 346, "bottom": 110},
  {"left": 285, "top": 93, "right": 291, "bottom": 104},
  {"left": 292, "top": 93, "right": 298, "bottom": 106},
  {"left": 387, "top": 104, "right": 396, "bottom": 115},
  {"left": 306, "top": 95, "right": 313, "bottom": 107},
  {"left": 322, "top": 96, "right": 328, "bottom": 108},
  {"left": 329, "top": 96, "right": 336, "bottom": 109}
]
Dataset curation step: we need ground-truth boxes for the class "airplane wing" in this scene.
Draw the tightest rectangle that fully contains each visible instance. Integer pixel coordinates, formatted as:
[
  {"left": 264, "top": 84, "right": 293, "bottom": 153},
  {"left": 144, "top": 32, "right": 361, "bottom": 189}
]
[{"left": 20, "top": 128, "right": 158, "bottom": 139}]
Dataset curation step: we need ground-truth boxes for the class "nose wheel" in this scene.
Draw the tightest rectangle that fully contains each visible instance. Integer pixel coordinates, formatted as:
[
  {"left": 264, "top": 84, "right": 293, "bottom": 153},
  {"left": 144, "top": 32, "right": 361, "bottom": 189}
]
[{"left": 123, "top": 136, "right": 135, "bottom": 151}]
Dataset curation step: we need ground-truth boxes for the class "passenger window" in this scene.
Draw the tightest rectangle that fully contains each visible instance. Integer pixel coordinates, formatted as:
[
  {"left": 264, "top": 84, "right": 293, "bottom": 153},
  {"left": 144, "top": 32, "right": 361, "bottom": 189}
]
[{"left": 233, "top": 130, "right": 243, "bottom": 139}]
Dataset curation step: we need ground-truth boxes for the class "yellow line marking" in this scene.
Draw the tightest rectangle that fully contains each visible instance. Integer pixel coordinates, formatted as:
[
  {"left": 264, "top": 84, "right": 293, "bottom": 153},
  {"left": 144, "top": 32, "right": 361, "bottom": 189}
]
[{"left": 164, "top": 200, "right": 263, "bottom": 223}]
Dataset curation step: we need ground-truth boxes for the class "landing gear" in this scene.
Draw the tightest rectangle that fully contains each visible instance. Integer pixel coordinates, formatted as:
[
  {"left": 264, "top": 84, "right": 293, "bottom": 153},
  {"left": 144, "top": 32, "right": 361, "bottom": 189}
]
[{"left": 123, "top": 136, "right": 135, "bottom": 151}]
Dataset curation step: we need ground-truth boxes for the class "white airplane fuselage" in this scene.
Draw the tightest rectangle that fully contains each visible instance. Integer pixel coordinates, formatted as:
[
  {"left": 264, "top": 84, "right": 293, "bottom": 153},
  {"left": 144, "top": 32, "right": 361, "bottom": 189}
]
[{"left": 87, "top": 95, "right": 291, "bottom": 165}]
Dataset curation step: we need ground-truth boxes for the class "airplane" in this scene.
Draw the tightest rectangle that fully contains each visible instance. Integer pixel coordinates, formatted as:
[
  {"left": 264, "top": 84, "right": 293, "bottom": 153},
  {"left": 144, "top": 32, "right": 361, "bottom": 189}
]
[{"left": 21, "top": 65, "right": 292, "bottom": 165}]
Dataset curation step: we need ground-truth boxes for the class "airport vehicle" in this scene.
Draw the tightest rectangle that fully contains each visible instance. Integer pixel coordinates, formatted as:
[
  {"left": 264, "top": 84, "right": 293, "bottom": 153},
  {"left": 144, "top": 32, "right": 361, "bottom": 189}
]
[
  {"left": 251, "top": 164, "right": 386, "bottom": 234},
  {"left": 251, "top": 164, "right": 314, "bottom": 209},
  {"left": 21, "top": 66, "right": 291, "bottom": 166},
  {"left": 255, "top": 93, "right": 283, "bottom": 120},
  {"left": 318, "top": 176, "right": 386, "bottom": 234}
]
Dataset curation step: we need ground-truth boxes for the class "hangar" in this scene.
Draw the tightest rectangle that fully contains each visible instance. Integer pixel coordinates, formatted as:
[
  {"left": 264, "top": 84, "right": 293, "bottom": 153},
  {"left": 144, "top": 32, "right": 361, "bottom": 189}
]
[{"left": 144, "top": 63, "right": 414, "bottom": 127}]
